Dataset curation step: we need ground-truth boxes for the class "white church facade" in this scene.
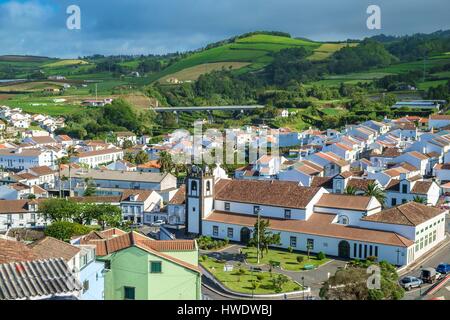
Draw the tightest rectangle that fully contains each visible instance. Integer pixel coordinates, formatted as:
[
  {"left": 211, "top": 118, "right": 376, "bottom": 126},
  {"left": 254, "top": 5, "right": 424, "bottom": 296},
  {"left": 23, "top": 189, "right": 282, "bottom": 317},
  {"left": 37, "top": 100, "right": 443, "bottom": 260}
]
[{"left": 185, "top": 167, "right": 447, "bottom": 267}]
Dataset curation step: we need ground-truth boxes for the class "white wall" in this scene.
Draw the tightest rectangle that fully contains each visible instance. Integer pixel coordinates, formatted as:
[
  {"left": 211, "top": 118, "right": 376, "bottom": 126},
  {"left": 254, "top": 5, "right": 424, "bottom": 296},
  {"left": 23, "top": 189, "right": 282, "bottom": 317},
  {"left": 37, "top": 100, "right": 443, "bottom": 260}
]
[{"left": 202, "top": 220, "right": 410, "bottom": 266}]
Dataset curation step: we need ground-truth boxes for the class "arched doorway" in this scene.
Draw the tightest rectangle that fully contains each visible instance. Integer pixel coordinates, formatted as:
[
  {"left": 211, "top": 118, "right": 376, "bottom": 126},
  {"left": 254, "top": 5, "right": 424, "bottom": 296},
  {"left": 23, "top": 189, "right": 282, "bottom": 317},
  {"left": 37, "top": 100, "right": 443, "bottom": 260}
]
[
  {"left": 338, "top": 240, "right": 350, "bottom": 259},
  {"left": 240, "top": 227, "right": 251, "bottom": 244}
]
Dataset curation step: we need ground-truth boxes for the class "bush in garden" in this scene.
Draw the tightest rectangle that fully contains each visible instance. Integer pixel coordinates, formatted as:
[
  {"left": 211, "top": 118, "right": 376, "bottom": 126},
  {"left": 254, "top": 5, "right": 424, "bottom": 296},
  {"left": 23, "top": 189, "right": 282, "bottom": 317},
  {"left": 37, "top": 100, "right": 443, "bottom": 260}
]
[{"left": 317, "top": 252, "right": 326, "bottom": 260}]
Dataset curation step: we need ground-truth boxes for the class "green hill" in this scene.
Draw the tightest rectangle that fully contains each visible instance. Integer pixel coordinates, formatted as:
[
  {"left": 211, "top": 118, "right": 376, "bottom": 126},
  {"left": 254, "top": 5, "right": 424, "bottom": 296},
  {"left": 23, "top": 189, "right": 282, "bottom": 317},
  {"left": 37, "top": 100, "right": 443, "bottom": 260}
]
[{"left": 153, "top": 34, "right": 350, "bottom": 83}]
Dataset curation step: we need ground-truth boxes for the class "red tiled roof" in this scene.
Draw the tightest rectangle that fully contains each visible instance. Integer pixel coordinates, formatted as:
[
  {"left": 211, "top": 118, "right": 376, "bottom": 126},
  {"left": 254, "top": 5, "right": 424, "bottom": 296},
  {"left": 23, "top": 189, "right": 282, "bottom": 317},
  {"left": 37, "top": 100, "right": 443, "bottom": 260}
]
[
  {"left": 315, "top": 194, "right": 377, "bottom": 211},
  {"left": 362, "top": 202, "right": 445, "bottom": 226},
  {"left": 80, "top": 231, "right": 200, "bottom": 273},
  {"left": 214, "top": 179, "right": 322, "bottom": 209},
  {"left": 28, "top": 237, "right": 80, "bottom": 262},
  {"left": 169, "top": 185, "right": 186, "bottom": 205},
  {"left": 0, "top": 239, "right": 38, "bottom": 264}
]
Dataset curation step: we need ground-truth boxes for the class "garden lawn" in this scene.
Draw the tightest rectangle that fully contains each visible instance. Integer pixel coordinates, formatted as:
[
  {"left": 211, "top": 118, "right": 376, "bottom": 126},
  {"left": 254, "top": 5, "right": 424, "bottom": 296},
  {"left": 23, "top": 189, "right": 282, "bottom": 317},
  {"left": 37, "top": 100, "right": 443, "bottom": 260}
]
[
  {"left": 200, "top": 256, "right": 301, "bottom": 294},
  {"left": 242, "top": 247, "right": 330, "bottom": 271}
]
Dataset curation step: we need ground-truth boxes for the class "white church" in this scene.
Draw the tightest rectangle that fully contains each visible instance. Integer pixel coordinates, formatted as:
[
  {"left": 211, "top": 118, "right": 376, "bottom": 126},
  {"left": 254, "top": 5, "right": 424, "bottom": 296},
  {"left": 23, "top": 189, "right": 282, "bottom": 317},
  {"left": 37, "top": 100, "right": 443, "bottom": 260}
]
[{"left": 185, "top": 166, "right": 447, "bottom": 267}]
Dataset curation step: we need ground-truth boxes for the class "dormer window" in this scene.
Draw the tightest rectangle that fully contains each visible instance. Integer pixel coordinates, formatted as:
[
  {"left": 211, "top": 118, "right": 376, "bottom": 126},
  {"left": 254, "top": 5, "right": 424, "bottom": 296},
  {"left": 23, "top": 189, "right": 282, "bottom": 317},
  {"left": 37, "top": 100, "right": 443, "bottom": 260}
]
[{"left": 338, "top": 215, "right": 349, "bottom": 225}]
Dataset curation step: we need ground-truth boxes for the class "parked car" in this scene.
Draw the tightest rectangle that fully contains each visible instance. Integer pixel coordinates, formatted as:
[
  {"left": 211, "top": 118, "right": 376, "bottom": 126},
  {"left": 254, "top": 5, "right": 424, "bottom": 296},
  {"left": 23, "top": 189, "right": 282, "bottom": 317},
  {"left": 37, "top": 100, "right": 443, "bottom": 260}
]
[
  {"left": 436, "top": 263, "right": 450, "bottom": 275},
  {"left": 151, "top": 220, "right": 166, "bottom": 227},
  {"left": 400, "top": 276, "right": 423, "bottom": 291},
  {"left": 421, "top": 268, "right": 438, "bottom": 284}
]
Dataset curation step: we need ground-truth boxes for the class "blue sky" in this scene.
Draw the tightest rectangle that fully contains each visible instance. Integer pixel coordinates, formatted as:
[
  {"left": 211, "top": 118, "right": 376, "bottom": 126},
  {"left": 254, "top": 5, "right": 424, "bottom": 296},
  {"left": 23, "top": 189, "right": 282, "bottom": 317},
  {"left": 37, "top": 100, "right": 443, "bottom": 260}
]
[{"left": 0, "top": 0, "right": 449, "bottom": 58}]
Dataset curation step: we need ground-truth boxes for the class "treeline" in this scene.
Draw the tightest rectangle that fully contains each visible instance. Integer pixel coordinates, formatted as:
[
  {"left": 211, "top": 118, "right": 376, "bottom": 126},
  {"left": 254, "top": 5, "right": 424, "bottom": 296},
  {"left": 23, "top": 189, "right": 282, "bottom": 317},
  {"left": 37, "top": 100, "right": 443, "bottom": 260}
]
[
  {"left": 327, "top": 39, "right": 397, "bottom": 74},
  {"left": 56, "top": 99, "right": 155, "bottom": 140},
  {"left": 383, "top": 31, "right": 450, "bottom": 61}
]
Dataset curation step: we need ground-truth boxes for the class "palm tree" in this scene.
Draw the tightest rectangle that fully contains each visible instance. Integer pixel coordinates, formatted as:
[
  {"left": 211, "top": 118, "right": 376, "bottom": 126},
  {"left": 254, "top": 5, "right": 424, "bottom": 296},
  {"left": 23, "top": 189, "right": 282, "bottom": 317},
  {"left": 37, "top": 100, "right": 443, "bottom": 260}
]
[
  {"left": 56, "top": 156, "right": 69, "bottom": 198},
  {"left": 364, "top": 182, "right": 386, "bottom": 206},
  {"left": 158, "top": 151, "right": 174, "bottom": 173},
  {"left": 66, "top": 146, "right": 79, "bottom": 195},
  {"left": 345, "top": 185, "right": 357, "bottom": 195},
  {"left": 413, "top": 196, "right": 427, "bottom": 204}
]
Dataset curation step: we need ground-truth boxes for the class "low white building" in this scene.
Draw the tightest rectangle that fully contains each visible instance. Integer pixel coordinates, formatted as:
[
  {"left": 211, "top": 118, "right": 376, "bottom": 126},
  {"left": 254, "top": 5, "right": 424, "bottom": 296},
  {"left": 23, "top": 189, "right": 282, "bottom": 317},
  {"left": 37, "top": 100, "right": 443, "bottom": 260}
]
[
  {"left": 0, "top": 148, "right": 59, "bottom": 171},
  {"left": 71, "top": 148, "right": 124, "bottom": 168},
  {"left": 184, "top": 169, "right": 447, "bottom": 267}
]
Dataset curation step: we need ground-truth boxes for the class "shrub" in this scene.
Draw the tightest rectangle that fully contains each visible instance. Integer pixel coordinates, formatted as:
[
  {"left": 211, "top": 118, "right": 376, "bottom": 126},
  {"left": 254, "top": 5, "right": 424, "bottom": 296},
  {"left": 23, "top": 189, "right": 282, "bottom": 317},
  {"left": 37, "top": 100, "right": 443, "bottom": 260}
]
[
  {"left": 288, "top": 246, "right": 294, "bottom": 253},
  {"left": 44, "top": 221, "right": 92, "bottom": 241},
  {"left": 296, "top": 256, "right": 304, "bottom": 264},
  {"left": 367, "top": 256, "right": 378, "bottom": 262},
  {"left": 317, "top": 252, "right": 326, "bottom": 260},
  {"left": 256, "top": 274, "right": 264, "bottom": 281}
]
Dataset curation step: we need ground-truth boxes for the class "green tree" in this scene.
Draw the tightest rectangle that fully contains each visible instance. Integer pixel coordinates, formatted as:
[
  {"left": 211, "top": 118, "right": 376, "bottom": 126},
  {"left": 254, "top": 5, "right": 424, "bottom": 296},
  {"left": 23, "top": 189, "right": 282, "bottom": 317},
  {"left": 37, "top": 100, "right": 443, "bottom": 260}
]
[
  {"left": 134, "top": 151, "right": 149, "bottom": 165},
  {"left": 413, "top": 196, "right": 426, "bottom": 204},
  {"left": 320, "top": 260, "right": 404, "bottom": 300},
  {"left": 123, "top": 152, "right": 135, "bottom": 163},
  {"left": 40, "top": 198, "right": 75, "bottom": 222},
  {"left": 249, "top": 219, "right": 281, "bottom": 259},
  {"left": 364, "top": 182, "right": 386, "bottom": 206},
  {"left": 55, "top": 156, "right": 69, "bottom": 198},
  {"left": 90, "top": 203, "right": 123, "bottom": 230},
  {"left": 158, "top": 151, "right": 174, "bottom": 173},
  {"left": 122, "top": 140, "right": 134, "bottom": 150},
  {"left": 83, "top": 178, "right": 97, "bottom": 197},
  {"left": 66, "top": 146, "right": 79, "bottom": 195},
  {"left": 345, "top": 185, "right": 357, "bottom": 195}
]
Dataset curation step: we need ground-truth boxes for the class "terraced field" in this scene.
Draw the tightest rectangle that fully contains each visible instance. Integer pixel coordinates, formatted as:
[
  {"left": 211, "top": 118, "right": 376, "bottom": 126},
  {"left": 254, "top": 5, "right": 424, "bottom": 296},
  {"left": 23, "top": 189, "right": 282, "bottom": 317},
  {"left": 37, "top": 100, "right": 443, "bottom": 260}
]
[
  {"left": 151, "top": 34, "right": 323, "bottom": 82},
  {"left": 159, "top": 62, "right": 251, "bottom": 83},
  {"left": 42, "top": 59, "right": 89, "bottom": 68},
  {"left": 308, "top": 43, "right": 358, "bottom": 61}
]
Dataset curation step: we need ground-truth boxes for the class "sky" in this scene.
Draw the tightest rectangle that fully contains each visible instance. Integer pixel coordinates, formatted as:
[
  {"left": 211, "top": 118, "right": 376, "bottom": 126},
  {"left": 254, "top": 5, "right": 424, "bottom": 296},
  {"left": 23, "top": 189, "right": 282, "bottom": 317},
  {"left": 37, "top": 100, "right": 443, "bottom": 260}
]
[{"left": 0, "top": 0, "right": 449, "bottom": 58}]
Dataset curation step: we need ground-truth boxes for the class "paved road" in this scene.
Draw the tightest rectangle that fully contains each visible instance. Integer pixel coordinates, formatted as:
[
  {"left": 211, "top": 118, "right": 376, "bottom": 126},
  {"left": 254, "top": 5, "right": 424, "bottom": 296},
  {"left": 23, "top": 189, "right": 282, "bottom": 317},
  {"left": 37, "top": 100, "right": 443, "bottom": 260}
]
[{"left": 402, "top": 239, "right": 450, "bottom": 300}]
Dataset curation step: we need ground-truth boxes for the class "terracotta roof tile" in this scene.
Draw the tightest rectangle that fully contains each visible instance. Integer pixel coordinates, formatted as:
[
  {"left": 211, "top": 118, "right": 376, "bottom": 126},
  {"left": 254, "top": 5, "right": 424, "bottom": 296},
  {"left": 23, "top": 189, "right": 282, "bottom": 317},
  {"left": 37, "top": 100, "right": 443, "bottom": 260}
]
[
  {"left": 362, "top": 202, "right": 445, "bottom": 226},
  {"left": 214, "top": 179, "right": 322, "bottom": 209},
  {"left": 346, "top": 179, "right": 376, "bottom": 192},
  {"left": 169, "top": 185, "right": 186, "bottom": 205},
  {"left": 0, "top": 239, "right": 38, "bottom": 264},
  {"left": 315, "top": 194, "right": 376, "bottom": 211},
  {"left": 28, "top": 237, "right": 80, "bottom": 262}
]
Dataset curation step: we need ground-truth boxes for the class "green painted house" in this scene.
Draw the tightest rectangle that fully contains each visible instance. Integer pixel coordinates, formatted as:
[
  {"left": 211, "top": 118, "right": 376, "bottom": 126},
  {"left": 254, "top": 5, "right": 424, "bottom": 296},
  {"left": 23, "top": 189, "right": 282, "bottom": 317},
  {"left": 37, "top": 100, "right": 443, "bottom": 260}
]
[{"left": 80, "top": 229, "right": 201, "bottom": 300}]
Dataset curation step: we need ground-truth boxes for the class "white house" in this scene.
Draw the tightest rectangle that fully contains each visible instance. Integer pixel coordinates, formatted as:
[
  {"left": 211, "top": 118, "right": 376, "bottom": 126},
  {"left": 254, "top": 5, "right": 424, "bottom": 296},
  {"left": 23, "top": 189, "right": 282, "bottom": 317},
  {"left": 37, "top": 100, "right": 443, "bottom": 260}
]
[
  {"left": 393, "top": 151, "right": 430, "bottom": 176},
  {"left": 119, "top": 190, "right": 164, "bottom": 225},
  {"left": 385, "top": 174, "right": 440, "bottom": 207},
  {"left": 0, "top": 148, "right": 59, "bottom": 171},
  {"left": 71, "top": 148, "right": 124, "bottom": 168}
]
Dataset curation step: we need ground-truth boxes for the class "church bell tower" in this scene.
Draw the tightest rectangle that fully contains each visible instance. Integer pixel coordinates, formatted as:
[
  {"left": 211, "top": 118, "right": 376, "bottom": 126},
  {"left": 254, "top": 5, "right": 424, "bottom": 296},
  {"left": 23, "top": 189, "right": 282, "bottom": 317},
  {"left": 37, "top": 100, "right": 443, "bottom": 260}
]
[{"left": 185, "top": 165, "right": 215, "bottom": 236}]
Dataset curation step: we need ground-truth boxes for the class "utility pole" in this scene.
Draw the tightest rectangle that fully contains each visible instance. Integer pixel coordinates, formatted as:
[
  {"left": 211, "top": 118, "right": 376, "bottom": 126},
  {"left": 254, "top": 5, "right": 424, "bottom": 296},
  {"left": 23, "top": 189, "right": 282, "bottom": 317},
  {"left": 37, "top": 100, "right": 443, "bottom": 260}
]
[
  {"left": 95, "top": 83, "right": 98, "bottom": 100},
  {"left": 257, "top": 207, "right": 261, "bottom": 264}
]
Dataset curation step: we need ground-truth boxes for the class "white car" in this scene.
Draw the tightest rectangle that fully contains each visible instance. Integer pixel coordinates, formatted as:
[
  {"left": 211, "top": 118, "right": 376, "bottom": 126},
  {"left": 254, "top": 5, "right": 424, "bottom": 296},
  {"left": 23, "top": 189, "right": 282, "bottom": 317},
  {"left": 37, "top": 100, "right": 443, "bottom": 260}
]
[{"left": 152, "top": 220, "right": 166, "bottom": 227}]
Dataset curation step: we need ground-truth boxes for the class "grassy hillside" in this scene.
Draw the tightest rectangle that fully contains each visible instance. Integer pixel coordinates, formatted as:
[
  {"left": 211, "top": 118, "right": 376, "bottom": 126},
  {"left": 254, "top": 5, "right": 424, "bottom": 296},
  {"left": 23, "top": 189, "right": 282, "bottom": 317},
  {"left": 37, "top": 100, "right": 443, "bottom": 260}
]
[
  {"left": 311, "top": 53, "right": 450, "bottom": 87},
  {"left": 152, "top": 34, "right": 351, "bottom": 83}
]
